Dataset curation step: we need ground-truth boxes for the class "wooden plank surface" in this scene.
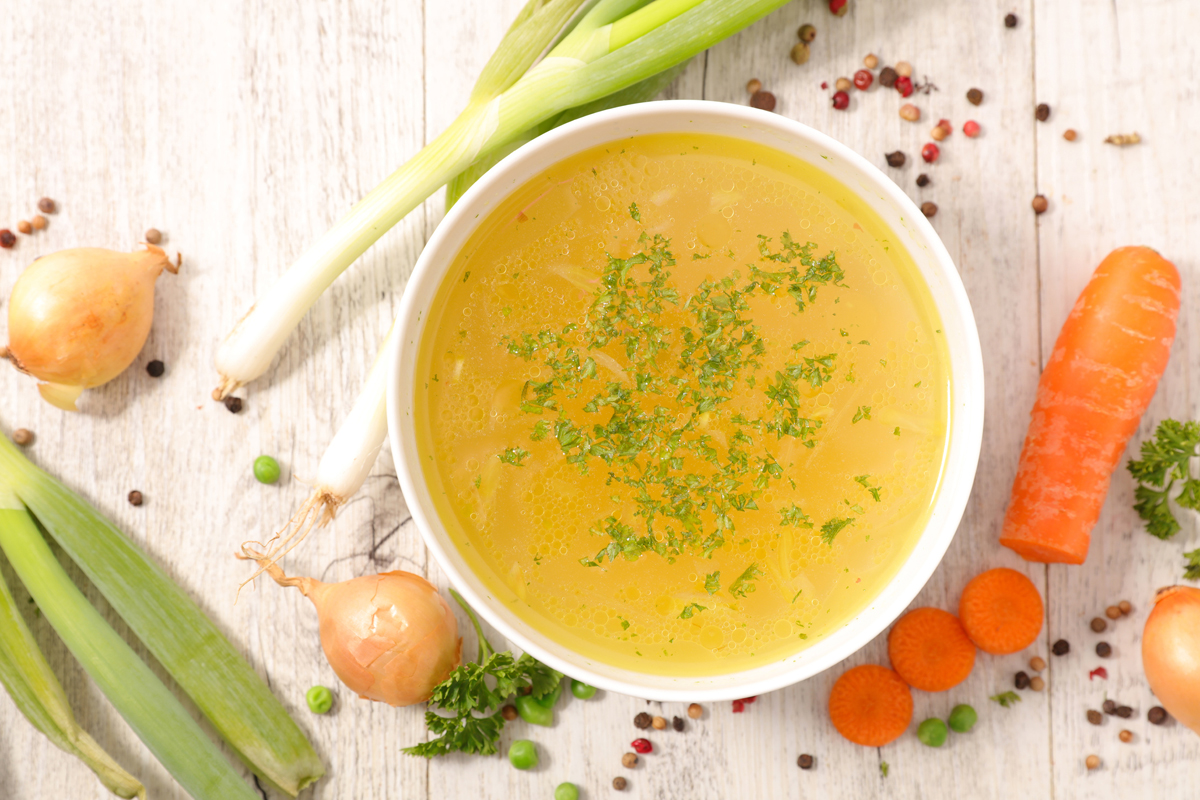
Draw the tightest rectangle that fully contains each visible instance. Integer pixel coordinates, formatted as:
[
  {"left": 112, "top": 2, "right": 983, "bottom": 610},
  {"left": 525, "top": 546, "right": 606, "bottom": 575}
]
[{"left": 0, "top": 1, "right": 1197, "bottom": 798}]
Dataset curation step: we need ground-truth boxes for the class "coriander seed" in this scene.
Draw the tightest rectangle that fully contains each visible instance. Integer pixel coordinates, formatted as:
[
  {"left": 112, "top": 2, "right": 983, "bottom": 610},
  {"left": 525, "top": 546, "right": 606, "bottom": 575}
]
[
  {"left": 790, "top": 42, "right": 811, "bottom": 65},
  {"left": 31, "top": 215, "right": 47, "bottom": 230},
  {"left": 1085, "top": 754, "right": 1100, "bottom": 770},
  {"left": 1105, "top": 605, "right": 1121, "bottom": 620},
  {"left": 746, "top": 78, "right": 762, "bottom": 94},
  {"left": 687, "top": 703, "right": 703, "bottom": 719},
  {"left": 613, "top": 777, "right": 628, "bottom": 791},
  {"left": 17, "top": 220, "right": 32, "bottom": 235},
  {"left": 651, "top": 715, "right": 667, "bottom": 730},
  {"left": 899, "top": 103, "right": 920, "bottom": 121},
  {"left": 1032, "top": 194, "right": 1049, "bottom": 214},
  {"left": 13, "top": 428, "right": 34, "bottom": 446},
  {"left": 895, "top": 60, "right": 912, "bottom": 77},
  {"left": 501, "top": 704, "right": 518, "bottom": 720},
  {"left": 835, "top": 77, "right": 852, "bottom": 92},
  {"left": 1119, "top": 729, "right": 1133, "bottom": 743},
  {"left": 1030, "top": 676, "right": 1045, "bottom": 691},
  {"left": 798, "top": 24, "right": 816, "bottom": 42},
  {"left": 863, "top": 53, "right": 878, "bottom": 69},
  {"left": 1030, "top": 656, "right": 1046, "bottom": 672},
  {"left": 622, "top": 752, "right": 638, "bottom": 768},
  {"left": 145, "top": 228, "right": 162, "bottom": 245},
  {"left": 128, "top": 490, "right": 144, "bottom": 507},
  {"left": 1118, "top": 600, "right": 1132, "bottom": 615},
  {"left": 1091, "top": 617, "right": 1107, "bottom": 633},
  {"left": 1063, "top": 129, "right": 1078, "bottom": 141}
]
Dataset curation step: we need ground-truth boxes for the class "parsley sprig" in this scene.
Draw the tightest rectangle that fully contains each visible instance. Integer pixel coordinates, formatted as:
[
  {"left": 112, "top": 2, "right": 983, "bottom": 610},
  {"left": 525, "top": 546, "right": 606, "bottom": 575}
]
[
  {"left": 1184, "top": 548, "right": 1200, "bottom": 581},
  {"left": 403, "top": 589, "right": 562, "bottom": 758},
  {"left": 1127, "top": 419, "right": 1200, "bottom": 541},
  {"left": 990, "top": 691, "right": 1021, "bottom": 708}
]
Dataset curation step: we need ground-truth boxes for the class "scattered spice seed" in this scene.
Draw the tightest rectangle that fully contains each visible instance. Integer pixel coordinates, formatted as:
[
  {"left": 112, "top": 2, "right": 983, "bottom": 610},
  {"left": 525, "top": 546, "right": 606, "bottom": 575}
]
[
  {"left": 899, "top": 103, "right": 920, "bottom": 121},
  {"left": 687, "top": 703, "right": 703, "bottom": 719},
  {"left": 1035, "top": 103, "right": 1051, "bottom": 121},
  {"left": 832, "top": 91, "right": 850, "bottom": 110},
  {"left": 1085, "top": 754, "right": 1100, "bottom": 770},
  {"left": 672, "top": 716, "right": 684, "bottom": 732},
  {"left": 1118, "top": 600, "right": 1132, "bottom": 615},
  {"left": 920, "top": 201, "right": 937, "bottom": 218},
  {"left": 885, "top": 151, "right": 906, "bottom": 167},
  {"left": 1148, "top": 706, "right": 1168, "bottom": 725},
  {"left": 1014, "top": 671, "right": 1031, "bottom": 690},
  {"left": 1103, "top": 700, "right": 1117, "bottom": 715},
  {"left": 30, "top": 215, "right": 47, "bottom": 230},
  {"left": 128, "top": 490, "right": 144, "bottom": 507},
  {"left": 1096, "top": 642, "right": 1112, "bottom": 659},
  {"left": 223, "top": 396, "right": 244, "bottom": 414},
  {"left": 1032, "top": 194, "right": 1049, "bottom": 214},
  {"left": 863, "top": 53, "right": 878, "bottom": 69},
  {"left": 797, "top": 754, "right": 815, "bottom": 770},
  {"left": 1087, "top": 709, "right": 1103, "bottom": 725},
  {"left": 12, "top": 429, "right": 34, "bottom": 447},
  {"left": 634, "top": 712, "right": 652, "bottom": 729},
  {"left": 612, "top": 777, "right": 627, "bottom": 791},
  {"left": 921, "top": 143, "right": 940, "bottom": 163},
  {"left": 1115, "top": 706, "right": 1133, "bottom": 719},
  {"left": 798, "top": 23, "right": 816, "bottom": 42},
  {"left": 790, "top": 42, "right": 811, "bottom": 65},
  {"left": 0, "top": 230, "right": 15, "bottom": 249},
  {"left": 750, "top": 90, "right": 777, "bottom": 112},
  {"left": 746, "top": 78, "right": 762, "bottom": 94},
  {"left": 1005, "top": 13, "right": 1018, "bottom": 28},
  {"left": 963, "top": 120, "right": 981, "bottom": 137},
  {"left": 835, "top": 77, "right": 852, "bottom": 92},
  {"left": 821, "top": 81, "right": 828, "bottom": 89},
  {"left": 732, "top": 700, "right": 745, "bottom": 713},
  {"left": 651, "top": 716, "right": 667, "bottom": 730},
  {"left": 37, "top": 197, "right": 56, "bottom": 214},
  {"left": 894, "top": 75, "right": 914, "bottom": 97},
  {"left": 1052, "top": 639, "right": 1070, "bottom": 656},
  {"left": 966, "top": 87, "right": 983, "bottom": 105},
  {"left": 621, "top": 752, "right": 638, "bottom": 768},
  {"left": 1063, "top": 129, "right": 1077, "bottom": 141},
  {"left": 501, "top": 704, "right": 518, "bottom": 720},
  {"left": 1030, "top": 656, "right": 1046, "bottom": 672},
  {"left": 1119, "top": 729, "right": 1133, "bottom": 743},
  {"left": 630, "top": 738, "right": 652, "bottom": 754},
  {"left": 931, "top": 120, "right": 950, "bottom": 141},
  {"left": 1030, "top": 676, "right": 1045, "bottom": 692},
  {"left": 1091, "top": 617, "right": 1107, "bottom": 633},
  {"left": 146, "top": 360, "right": 165, "bottom": 378},
  {"left": 878, "top": 66, "right": 897, "bottom": 87},
  {"left": 17, "top": 220, "right": 32, "bottom": 235},
  {"left": 895, "top": 61, "right": 913, "bottom": 77},
  {"left": 829, "top": 0, "right": 848, "bottom": 17},
  {"left": 1104, "top": 132, "right": 1141, "bottom": 146},
  {"left": 145, "top": 228, "right": 163, "bottom": 245},
  {"left": 1089, "top": 666, "right": 1108, "bottom": 680},
  {"left": 853, "top": 69, "right": 873, "bottom": 90},
  {"left": 916, "top": 174, "right": 930, "bottom": 187},
  {"left": 1105, "top": 606, "right": 1121, "bottom": 620}
]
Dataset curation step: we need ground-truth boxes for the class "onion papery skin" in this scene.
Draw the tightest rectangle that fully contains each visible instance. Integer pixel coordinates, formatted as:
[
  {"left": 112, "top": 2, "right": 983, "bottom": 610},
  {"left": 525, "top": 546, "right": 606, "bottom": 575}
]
[
  {"left": 1142, "top": 585, "right": 1200, "bottom": 735},
  {"left": 306, "top": 571, "right": 461, "bottom": 707},
  {"left": 6, "top": 245, "right": 176, "bottom": 409}
]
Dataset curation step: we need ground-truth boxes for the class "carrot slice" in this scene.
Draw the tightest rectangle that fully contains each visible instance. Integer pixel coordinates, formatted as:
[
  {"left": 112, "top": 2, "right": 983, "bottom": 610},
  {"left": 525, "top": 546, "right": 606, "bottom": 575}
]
[
  {"left": 958, "top": 568, "right": 1043, "bottom": 654},
  {"left": 828, "top": 664, "right": 913, "bottom": 746},
  {"left": 887, "top": 607, "right": 976, "bottom": 692},
  {"left": 1000, "top": 246, "right": 1180, "bottom": 563}
]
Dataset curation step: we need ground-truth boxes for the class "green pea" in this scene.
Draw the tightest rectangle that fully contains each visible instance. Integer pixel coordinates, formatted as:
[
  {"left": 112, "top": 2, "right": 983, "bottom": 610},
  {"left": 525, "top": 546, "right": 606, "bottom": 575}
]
[
  {"left": 254, "top": 455, "right": 281, "bottom": 484},
  {"left": 917, "top": 717, "right": 948, "bottom": 747},
  {"left": 948, "top": 704, "right": 977, "bottom": 733},
  {"left": 535, "top": 678, "right": 563, "bottom": 709},
  {"left": 554, "top": 782, "right": 579, "bottom": 800},
  {"left": 508, "top": 739, "right": 538, "bottom": 770},
  {"left": 306, "top": 685, "right": 333, "bottom": 714},
  {"left": 570, "top": 679, "right": 597, "bottom": 700},
  {"left": 516, "top": 694, "right": 554, "bottom": 726}
]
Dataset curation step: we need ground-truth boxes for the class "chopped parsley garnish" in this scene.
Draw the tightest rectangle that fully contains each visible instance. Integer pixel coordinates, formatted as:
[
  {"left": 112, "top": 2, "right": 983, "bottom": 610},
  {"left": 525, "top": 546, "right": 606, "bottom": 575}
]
[
  {"left": 629, "top": 202, "right": 641, "bottom": 222},
  {"left": 1127, "top": 419, "right": 1200, "bottom": 540},
  {"left": 530, "top": 421, "right": 550, "bottom": 441},
  {"left": 497, "top": 446, "right": 530, "bottom": 466},
  {"left": 678, "top": 602, "right": 707, "bottom": 619},
  {"left": 779, "top": 504, "right": 814, "bottom": 528},
  {"left": 728, "top": 563, "right": 763, "bottom": 598},
  {"left": 851, "top": 405, "right": 872, "bottom": 423},
  {"left": 990, "top": 691, "right": 1021, "bottom": 708},
  {"left": 1184, "top": 548, "right": 1200, "bottom": 580},
  {"left": 820, "top": 517, "right": 854, "bottom": 545},
  {"left": 880, "top": 762, "right": 889, "bottom": 778},
  {"left": 704, "top": 571, "right": 721, "bottom": 594},
  {"left": 791, "top": 589, "right": 803, "bottom": 603},
  {"left": 854, "top": 474, "right": 882, "bottom": 502}
]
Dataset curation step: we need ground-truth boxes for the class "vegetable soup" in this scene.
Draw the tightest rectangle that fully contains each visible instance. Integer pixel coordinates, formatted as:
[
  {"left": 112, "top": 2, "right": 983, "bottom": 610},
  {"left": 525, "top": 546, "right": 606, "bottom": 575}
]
[{"left": 415, "top": 133, "right": 949, "bottom": 675}]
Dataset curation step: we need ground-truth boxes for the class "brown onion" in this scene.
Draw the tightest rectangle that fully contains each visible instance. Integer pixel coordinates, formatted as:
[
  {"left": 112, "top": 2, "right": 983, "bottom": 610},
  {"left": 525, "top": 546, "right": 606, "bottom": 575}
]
[
  {"left": 1142, "top": 585, "right": 1200, "bottom": 734},
  {"left": 4, "top": 245, "right": 178, "bottom": 410}
]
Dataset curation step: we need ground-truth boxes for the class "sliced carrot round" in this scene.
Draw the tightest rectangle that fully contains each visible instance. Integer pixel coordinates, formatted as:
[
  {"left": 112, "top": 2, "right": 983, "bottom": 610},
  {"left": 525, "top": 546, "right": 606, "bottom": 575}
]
[
  {"left": 887, "top": 607, "right": 977, "bottom": 692},
  {"left": 828, "top": 664, "right": 913, "bottom": 747},
  {"left": 958, "top": 568, "right": 1044, "bottom": 654}
]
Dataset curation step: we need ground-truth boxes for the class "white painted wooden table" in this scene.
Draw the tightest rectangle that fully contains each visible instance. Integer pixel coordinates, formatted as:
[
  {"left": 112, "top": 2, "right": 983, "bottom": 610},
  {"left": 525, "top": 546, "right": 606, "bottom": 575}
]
[{"left": 2, "top": 1, "right": 1199, "bottom": 798}]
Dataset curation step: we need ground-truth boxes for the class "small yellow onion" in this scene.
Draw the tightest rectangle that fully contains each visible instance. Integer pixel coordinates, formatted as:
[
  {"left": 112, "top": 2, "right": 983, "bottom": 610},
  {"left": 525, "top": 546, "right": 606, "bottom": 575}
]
[
  {"left": 1142, "top": 585, "right": 1200, "bottom": 735},
  {"left": 4, "top": 245, "right": 178, "bottom": 410},
  {"left": 247, "top": 555, "right": 461, "bottom": 706}
]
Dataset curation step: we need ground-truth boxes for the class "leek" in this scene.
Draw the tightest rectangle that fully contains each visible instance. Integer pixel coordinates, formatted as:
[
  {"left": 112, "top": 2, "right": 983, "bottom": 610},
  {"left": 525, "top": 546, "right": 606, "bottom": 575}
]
[
  {"left": 212, "top": 0, "right": 790, "bottom": 398},
  {"left": 0, "top": 487, "right": 258, "bottom": 800},
  {"left": 0, "top": 433, "right": 324, "bottom": 797},
  {"left": 0, "top": 559, "right": 145, "bottom": 799}
]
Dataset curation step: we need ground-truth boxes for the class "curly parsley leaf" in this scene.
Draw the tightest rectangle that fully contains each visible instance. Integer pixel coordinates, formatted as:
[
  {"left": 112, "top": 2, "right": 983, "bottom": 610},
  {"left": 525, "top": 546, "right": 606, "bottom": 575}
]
[
  {"left": 851, "top": 405, "right": 872, "bottom": 424},
  {"left": 729, "top": 563, "right": 764, "bottom": 598},
  {"left": 498, "top": 446, "right": 530, "bottom": 466},
  {"left": 704, "top": 571, "right": 721, "bottom": 594},
  {"left": 1184, "top": 548, "right": 1200, "bottom": 581},
  {"left": 990, "top": 691, "right": 1021, "bottom": 708},
  {"left": 1127, "top": 419, "right": 1200, "bottom": 540},
  {"left": 678, "top": 602, "right": 707, "bottom": 619},
  {"left": 629, "top": 202, "right": 641, "bottom": 222},
  {"left": 820, "top": 516, "right": 854, "bottom": 545},
  {"left": 779, "top": 503, "right": 814, "bottom": 528},
  {"left": 854, "top": 474, "right": 882, "bottom": 502}
]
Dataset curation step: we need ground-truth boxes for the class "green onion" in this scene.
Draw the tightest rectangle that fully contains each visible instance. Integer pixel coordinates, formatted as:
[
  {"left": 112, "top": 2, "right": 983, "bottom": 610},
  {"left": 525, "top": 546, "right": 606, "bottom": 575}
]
[
  {"left": 0, "top": 556, "right": 145, "bottom": 799},
  {"left": 0, "top": 434, "right": 324, "bottom": 797},
  {"left": 0, "top": 486, "right": 258, "bottom": 799},
  {"left": 212, "top": 0, "right": 790, "bottom": 398}
]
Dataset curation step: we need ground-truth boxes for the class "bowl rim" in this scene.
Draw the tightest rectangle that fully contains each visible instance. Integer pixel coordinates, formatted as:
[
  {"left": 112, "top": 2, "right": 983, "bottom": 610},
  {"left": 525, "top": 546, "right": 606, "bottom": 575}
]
[{"left": 387, "top": 99, "right": 984, "bottom": 701}]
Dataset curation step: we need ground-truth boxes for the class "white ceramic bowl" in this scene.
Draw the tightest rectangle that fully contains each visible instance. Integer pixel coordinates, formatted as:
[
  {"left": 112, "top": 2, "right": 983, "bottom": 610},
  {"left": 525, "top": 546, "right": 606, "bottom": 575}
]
[{"left": 388, "top": 100, "right": 984, "bottom": 701}]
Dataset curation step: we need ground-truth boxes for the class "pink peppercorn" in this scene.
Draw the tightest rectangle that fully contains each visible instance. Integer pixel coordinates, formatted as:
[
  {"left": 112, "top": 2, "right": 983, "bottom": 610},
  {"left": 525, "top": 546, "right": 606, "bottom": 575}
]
[
  {"left": 1089, "top": 667, "right": 1108, "bottom": 681},
  {"left": 894, "top": 75, "right": 913, "bottom": 97},
  {"left": 963, "top": 120, "right": 981, "bottom": 137},
  {"left": 921, "top": 143, "right": 940, "bottom": 163},
  {"left": 829, "top": 0, "right": 848, "bottom": 16},
  {"left": 831, "top": 90, "right": 850, "bottom": 110},
  {"left": 631, "top": 738, "right": 653, "bottom": 754},
  {"left": 732, "top": 700, "right": 745, "bottom": 713},
  {"left": 853, "top": 69, "right": 873, "bottom": 90}
]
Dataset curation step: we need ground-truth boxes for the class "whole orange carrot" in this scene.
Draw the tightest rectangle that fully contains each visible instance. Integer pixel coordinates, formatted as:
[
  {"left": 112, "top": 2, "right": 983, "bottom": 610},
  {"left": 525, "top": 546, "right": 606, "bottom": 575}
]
[{"left": 1000, "top": 246, "right": 1180, "bottom": 563}]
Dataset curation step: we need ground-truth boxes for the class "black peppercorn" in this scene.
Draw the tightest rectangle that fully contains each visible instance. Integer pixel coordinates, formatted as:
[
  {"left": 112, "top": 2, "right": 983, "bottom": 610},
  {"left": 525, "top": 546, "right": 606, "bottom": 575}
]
[
  {"left": 797, "top": 754, "right": 815, "bottom": 769},
  {"left": 1115, "top": 705, "right": 1133, "bottom": 719},
  {"left": 612, "top": 776, "right": 627, "bottom": 791},
  {"left": 966, "top": 87, "right": 984, "bottom": 106},
  {"left": 0, "top": 230, "right": 15, "bottom": 249},
  {"left": 878, "top": 66, "right": 897, "bottom": 88},
  {"left": 1096, "top": 641, "right": 1112, "bottom": 658},
  {"left": 1102, "top": 699, "right": 1117, "bottom": 715},
  {"left": 1014, "top": 671, "right": 1031, "bottom": 690},
  {"left": 1087, "top": 709, "right": 1103, "bottom": 725},
  {"left": 223, "top": 396, "right": 244, "bottom": 414},
  {"left": 885, "top": 151, "right": 906, "bottom": 168},
  {"left": 146, "top": 360, "right": 165, "bottom": 378},
  {"left": 1036, "top": 103, "right": 1051, "bottom": 121},
  {"left": 37, "top": 197, "right": 56, "bottom": 214},
  {"left": 633, "top": 712, "right": 652, "bottom": 729},
  {"left": 1052, "top": 639, "right": 1070, "bottom": 655},
  {"left": 920, "top": 201, "right": 938, "bottom": 218},
  {"left": 1090, "top": 617, "right": 1107, "bottom": 633},
  {"left": 1005, "top": 13, "right": 1018, "bottom": 28},
  {"left": 1148, "top": 706, "right": 1168, "bottom": 725},
  {"left": 128, "top": 490, "right": 144, "bottom": 507},
  {"left": 916, "top": 173, "right": 930, "bottom": 187},
  {"left": 750, "top": 91, "right": 777, "bottom": 112},
  {"left": 672, "top": 716, "right": 684, "bottom": 732}
]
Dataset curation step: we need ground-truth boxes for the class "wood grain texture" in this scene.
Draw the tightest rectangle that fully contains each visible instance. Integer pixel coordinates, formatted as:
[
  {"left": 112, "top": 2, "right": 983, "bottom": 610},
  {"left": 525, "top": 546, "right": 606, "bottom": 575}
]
[{"left": 0, "top": 0, "right": 1197, "bottom": 798}]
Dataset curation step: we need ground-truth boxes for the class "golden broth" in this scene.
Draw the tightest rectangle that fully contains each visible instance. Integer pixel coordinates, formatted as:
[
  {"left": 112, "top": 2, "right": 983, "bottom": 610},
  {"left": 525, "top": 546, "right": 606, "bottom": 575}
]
[{"left": 415, "top": 133, "right": 949, "bottom": 676}]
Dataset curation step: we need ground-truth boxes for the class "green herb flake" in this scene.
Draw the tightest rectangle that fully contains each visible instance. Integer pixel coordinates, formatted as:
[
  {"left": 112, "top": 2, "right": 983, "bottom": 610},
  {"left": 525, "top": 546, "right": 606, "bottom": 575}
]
[
  {"left": 990, "top": 691, "right": 1022, "bottom": 708},
  {"left": 729, "top": 563, "right": 764, "bottom": 598},
  {"left": 779, "top": 503, "right": 814, "bottom": 528},
  {"left": 791, "top": 589, "right": 803, "bottom": 603},
  {"left": 629, "top": 202, "right": 641, "bottom": 222},
  {"left": 1184, "top": 548, "right": 1200, "bottom": 580},
  {"left": 821, "top": 517, "right": 854, "bottom": 545},
  {"left": 678, "top": 602, "right": 707, "bottom": 619},
  {"left": 704, "top": 571, "right": 721, "bottom": 595},
  {"left": 854, "top": 474, "right": 882, "bottom": 502},
  {"left": 463, "top": 271, "right": 471, "bottom": 282},
  {"left": 894, "top": 427, "right": 901, "bottom": 436},
  {"left": 530, "top": 421, "right": 550, "bottom": 442},
  {"left": 880, "top": 762, "right": 889, "bottom": 778},
  {"left": 497, "top": 447, "right": 530, "bottom": 467},
  {"left": 851, "top": 406, "right": 872, "bottom": 424}
]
